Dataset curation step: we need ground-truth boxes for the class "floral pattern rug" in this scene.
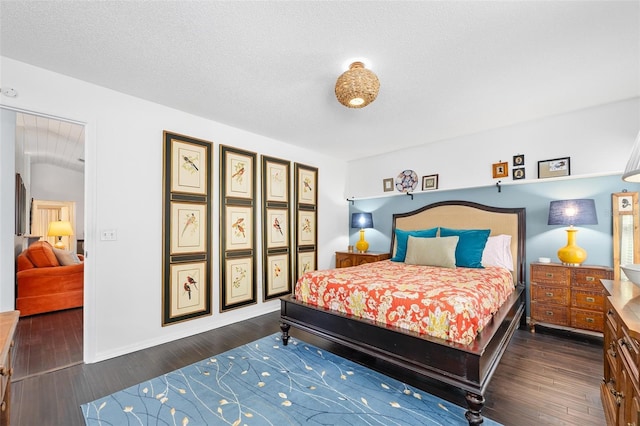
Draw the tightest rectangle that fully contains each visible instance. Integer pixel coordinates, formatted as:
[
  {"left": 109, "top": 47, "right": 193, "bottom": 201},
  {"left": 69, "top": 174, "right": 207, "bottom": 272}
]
[{"left": 81, "top": 333, "right": 501, "bottom": 425}]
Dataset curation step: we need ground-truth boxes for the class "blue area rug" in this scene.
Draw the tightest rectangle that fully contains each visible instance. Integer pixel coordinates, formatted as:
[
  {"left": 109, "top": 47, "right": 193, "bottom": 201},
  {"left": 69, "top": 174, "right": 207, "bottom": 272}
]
[{"left": 82, "top": 333, "right": 501, "bottom": 425}]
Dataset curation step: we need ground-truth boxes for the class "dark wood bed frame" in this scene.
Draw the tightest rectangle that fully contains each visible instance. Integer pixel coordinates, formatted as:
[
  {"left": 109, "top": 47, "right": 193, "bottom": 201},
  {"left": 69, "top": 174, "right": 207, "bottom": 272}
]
[{"left": 280, "top": 201, "right": 526, "bottom": 425}]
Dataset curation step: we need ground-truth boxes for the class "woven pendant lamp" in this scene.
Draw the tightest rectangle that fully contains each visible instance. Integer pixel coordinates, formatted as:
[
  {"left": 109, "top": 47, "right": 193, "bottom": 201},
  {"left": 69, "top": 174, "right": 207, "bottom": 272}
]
[{"left": 335, "top": 62, "right": 380, "bottom": 108}]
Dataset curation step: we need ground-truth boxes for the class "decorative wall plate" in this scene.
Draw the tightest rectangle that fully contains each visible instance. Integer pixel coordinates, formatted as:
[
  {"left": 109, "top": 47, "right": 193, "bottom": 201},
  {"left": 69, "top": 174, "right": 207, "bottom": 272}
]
[{"left": 395, "top": 169, "right": 418, "bottom": 192}]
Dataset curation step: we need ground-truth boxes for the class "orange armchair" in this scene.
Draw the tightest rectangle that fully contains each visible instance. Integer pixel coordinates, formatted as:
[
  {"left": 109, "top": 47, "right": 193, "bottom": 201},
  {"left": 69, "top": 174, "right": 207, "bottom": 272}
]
[{"left": 16, "top": 241, "right": 84, "bottom": 317}]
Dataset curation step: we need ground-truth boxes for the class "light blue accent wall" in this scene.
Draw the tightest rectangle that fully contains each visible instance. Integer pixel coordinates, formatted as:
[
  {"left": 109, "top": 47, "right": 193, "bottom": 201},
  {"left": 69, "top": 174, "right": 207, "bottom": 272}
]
[{"left": 349, "top": 174, "right": 640, "bottom": 312}]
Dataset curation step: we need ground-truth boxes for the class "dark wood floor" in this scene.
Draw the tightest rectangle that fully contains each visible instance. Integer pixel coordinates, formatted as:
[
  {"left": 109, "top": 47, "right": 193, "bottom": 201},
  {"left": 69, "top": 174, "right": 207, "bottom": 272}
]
[{"left": 11, "top": 310, "right": 605, "bottom": 425}]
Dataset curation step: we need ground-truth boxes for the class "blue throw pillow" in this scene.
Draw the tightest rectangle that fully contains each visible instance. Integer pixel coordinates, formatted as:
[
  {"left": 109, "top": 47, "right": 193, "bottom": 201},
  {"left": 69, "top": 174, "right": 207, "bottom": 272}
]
[
  {"left": 391, "top": 227, "right": 438, "bottom": 262},
  {"left": 439, "top": 227, "right": 491, "bottom": 268}
]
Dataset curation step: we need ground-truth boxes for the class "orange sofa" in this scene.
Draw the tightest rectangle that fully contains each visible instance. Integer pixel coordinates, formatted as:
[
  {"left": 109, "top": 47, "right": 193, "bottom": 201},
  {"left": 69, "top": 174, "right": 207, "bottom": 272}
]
[{"left": 16, "top": 241, "right": 84, "bottom": 317}]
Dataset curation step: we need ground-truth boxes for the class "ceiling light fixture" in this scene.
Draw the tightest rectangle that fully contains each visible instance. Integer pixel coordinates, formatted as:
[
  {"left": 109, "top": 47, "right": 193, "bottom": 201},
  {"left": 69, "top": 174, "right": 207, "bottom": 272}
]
[{"left": 335, "top": 62, "right": 380, "bottom": 109}]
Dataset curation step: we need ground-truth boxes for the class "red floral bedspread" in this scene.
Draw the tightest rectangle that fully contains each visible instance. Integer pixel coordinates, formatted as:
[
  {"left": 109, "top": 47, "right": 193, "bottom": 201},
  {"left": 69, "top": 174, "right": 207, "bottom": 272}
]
[{"left": 294, "top": 260, "right": 514, "bottom": 345}]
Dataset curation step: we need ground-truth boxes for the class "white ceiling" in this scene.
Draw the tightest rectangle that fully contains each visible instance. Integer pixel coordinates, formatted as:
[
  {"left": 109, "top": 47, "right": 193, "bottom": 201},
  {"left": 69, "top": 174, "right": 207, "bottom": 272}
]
[{"left": 1, "top": 1, "right": 638, "bottom": 165}]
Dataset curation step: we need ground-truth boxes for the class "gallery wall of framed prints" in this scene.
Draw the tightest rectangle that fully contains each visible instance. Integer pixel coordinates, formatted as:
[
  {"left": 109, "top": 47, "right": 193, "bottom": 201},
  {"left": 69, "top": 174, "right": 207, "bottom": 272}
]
[
  {"left": 294, "top": 163, "right": 318, "bottom": 280},
  {"left": 219, "top": 145, "right": 257, "bottom": 311},
  {"left": 162, "top": 131, "right": 213, "bottom": 326},
  {"left": 261, "top": 156, "right": 292, "bottom": 300}
]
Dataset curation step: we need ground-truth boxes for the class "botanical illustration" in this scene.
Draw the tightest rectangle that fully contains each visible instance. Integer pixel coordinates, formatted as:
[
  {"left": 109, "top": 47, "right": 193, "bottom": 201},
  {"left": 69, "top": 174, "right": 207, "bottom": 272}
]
[
  {"left": 225, "top": 151, "right": 253, "bottom": 198},
  {"left": 267, "top": 254, "right": 289, "bottom": 297},
  {"left": 169, "top": 262, "right": 206, "bottom": 318},
  {"left": 266, "top": 161, "right": 288, "bottom": 202},
  {"left": 298, "top": 167, "right": 317, "bottom": 205},
  {"left": 297, "top": 251, "right": 316, "bottom": 278},
  {"left": 298, "top": 210, "right": 316, "bottom": 245},
  {"left": 225, "top": 257, "right": 254, "bottom": 306},
  {"left": 226, "top": 206, "right": 252, "bottom": 251},
  {"left": 171, "top": 140, "right": 207, "bottom": 195},
  {"left": 171, "top": 202, "right": 206, "bottom": 254}
]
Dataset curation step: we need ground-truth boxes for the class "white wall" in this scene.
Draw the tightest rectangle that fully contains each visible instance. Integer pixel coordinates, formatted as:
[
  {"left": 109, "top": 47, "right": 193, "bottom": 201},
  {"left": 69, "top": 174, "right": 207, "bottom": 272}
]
[
  {"left": 346, "top": 97, "right": 640, "bottom": 198},
  {"left": 31, "top": 163, "right": 85, "bottom": 239},
  {"left": 0, "top": 108, "right": 16, "bottom": 311},
  {"left": 0, "top": 57, "right": 349, "bottom": 362}
]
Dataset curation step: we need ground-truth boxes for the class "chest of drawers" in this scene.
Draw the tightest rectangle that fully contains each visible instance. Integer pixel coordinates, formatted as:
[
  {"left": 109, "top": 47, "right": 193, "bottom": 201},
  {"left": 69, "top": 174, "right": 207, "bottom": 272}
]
[
  {"left": 530, "top": 262, "right": 612, "bottom": 332},
  {"left": 335, "top": 251, "right": 390, "bottom": 268}
]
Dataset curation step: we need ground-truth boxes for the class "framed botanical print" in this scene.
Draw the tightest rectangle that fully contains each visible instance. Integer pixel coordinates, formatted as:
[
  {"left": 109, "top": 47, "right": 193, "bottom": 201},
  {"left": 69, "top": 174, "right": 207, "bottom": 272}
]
[
  {"left": 297, "top": 210, "right": 316, "bottom": 245},
  {"left": 223, "top": 147, "right": 255, "bottom": 200},
  {"left": 170, "top": 202, "right": 206, "bottom": 254},
  {"left": 170, "top": 139, "right": 208, "bottom": 195},
  {"left": 265, "top": 208, "right": 289, "bottom": 248},
  {"left": 220, "top": 145, "right": 257, "bottom": 311},
  {"left": 296, "top": 163, "right": 317, "bottom": 206},
  {"left": 265, "top": 253, "right": 290, "bottom": 299},
  {"left": 262, "top": 155, "right": 292, "bottom": 300},
  {"left": 297, "top": 251, "right": 316, "bottom": 279},
  {"left": 222, "top": 257, "right": 255, "bottom": 309},
  {"left": 162, "top": 131, "right": 213, "bottom": 326},
  {"left": 167, "top": 261, "right": 209, "bottom": 321},
  {"left": 225, "top": 205, "right": 253, "bottom": 251}
]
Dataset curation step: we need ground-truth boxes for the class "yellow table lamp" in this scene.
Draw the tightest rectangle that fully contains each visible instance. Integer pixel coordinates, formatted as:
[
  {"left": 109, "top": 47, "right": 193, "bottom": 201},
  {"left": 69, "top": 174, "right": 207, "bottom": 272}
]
[
  {"left": 351, "top": 212, "right": 374, "bottom": 253},
  {"left": 47, "top": 220, "right": 74, "bottom": 250},
  {"left": 547, "top": 199, "right": 598, "bottom": 266}
]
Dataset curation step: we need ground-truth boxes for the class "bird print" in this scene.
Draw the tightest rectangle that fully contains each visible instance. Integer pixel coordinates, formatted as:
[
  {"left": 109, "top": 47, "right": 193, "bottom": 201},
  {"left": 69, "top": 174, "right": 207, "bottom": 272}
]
[
  {"left": 273, "top": 217, "right": 283, "bottom": 235},
  {"left": 186, "top": 275, "right": 198, "bottom": 291},
  {"left": 182, "top": 155, "right": 199, "bottom": 172},
  {"left": 273, "top": 263, "right": 281, "bottom": 277},
  {"left": 232, "top": 217, "right": 245, "bottom": 238},
  {"left": 181, "top": 213, "right": 197, "bottom": 237},
  {"left": 303, "top": 177, "right": 313, "bottom": 193},
  {"left": 183, "top": 282, "right": 191, "bottom": 299}
]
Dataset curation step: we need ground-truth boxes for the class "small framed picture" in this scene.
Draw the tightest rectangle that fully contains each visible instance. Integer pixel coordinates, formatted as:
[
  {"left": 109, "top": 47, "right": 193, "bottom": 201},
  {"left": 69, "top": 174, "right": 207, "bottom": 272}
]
[
  {"left": 513, "top": 167, "right": 525, "bottom": 180},
  {"left": 421, "top": 174, "right": 439, "bottom": 191},
  {"left": 538, "top": 157, "right": 570, "bottom": 179},
  {"left": 492, "top": 162, "right": 508, "bottom": 178},
  {"left": 383, "top": 178, "right": 394, "bottom": 192},
  {"left": 513, "top": 154, "right": 525, "bottom": 167}
]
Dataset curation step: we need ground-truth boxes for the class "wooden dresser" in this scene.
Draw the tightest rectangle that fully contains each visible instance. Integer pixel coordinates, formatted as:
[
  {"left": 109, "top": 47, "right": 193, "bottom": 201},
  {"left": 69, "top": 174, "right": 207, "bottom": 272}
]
[
  {"left": 335, "top": 251, "right": 390, "bottom": 268},
  {"left": 601, "top": 280, "right": 640, "bottom": 426},
  {"left": 530, "top": 262, "right": 612, "bottom": 332},
  {"left": 0, "top": 311, "right": 19, "bottom": 426}
]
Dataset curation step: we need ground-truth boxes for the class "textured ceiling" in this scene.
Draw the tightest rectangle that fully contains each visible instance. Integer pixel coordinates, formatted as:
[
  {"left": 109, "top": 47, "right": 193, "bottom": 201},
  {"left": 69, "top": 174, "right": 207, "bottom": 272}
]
[{"left": 1, "top": 1, "right": 638, "bottom": 163}]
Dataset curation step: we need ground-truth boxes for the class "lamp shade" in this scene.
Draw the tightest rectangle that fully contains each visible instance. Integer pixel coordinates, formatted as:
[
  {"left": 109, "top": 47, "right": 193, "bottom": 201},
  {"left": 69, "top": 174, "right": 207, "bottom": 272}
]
[
  {"left": 351, "top": 212, "right": 373, "bottom": 229},
  {"left": 623, "top": 131, "right": 640, "bottom": 182},
  {"left": 47, "top": 220, "right": 74, "bottom": 237},
  {"left": 548, "top": 199, "right": 598, "bottom": 226},
  {"left": 335, "top": 62, "right": 380, "bottom": 108}
]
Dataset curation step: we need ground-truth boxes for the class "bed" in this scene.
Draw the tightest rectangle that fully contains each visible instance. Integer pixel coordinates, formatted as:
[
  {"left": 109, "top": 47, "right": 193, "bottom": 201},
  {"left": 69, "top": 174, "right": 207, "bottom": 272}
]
[{"left": 280, "top": 200, "right": 526, "bottom": 425}]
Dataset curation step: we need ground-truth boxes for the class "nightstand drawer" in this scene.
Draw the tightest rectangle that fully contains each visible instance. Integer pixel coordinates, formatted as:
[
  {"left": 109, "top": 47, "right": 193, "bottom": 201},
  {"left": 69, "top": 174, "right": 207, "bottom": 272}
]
[
  {"left": 531, "top": 285, "right": 569, "bottom": 305},
  {"left": 571, "top": 289, "right": 605, "bottom": 311},
  {"left": 571, "top": 308, "right": 603, "bottom": 332},
  {"left": 532, "top": 304, "right": 569, "bottom": 326},
  {"left": 572, "top": 268, "right": 612, "bottom": 289},
  {"left": 531, "top": 265, "right": 570, "bottom": 286}
]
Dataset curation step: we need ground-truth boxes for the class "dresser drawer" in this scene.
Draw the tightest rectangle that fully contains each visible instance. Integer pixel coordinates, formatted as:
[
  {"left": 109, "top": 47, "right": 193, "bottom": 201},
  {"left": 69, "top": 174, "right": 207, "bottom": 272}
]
[
  {"left": 571, "top": 308, "right": 604, "bottom": 332},
  {"left": 532, "top": 303, "right": 570, "bottom": 326},
  {"left": 571, "top": 289, "right": 605, "bottom": 311},
  {"left": 531, "top": 285, "right": 570, "bottom": 305},
  {"left": 572, "top": 268, "right": 612, "bottom": 289},
  {"left": 531, "top": 265, "right": 570, "bottom": 286}
]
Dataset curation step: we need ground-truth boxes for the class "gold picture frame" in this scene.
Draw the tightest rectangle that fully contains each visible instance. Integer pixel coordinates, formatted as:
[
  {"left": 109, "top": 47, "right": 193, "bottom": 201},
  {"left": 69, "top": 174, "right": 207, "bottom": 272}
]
[
  {"left": 262, "top": 155, "right": 292, "bottom": 300},
  {"left": 492, "top": 162, "right": 508, "bottom": 178},
  {"left": 162, "top": 131, "right": 212, "bottom": 326},
  {"left": 220, "top": 145, "right": 257, "bottom": 311}
]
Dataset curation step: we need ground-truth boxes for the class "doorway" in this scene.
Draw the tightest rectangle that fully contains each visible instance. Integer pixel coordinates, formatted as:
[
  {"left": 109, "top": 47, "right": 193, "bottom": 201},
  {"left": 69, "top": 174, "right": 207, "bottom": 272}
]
[{"left": 11, "top": 109, "right": 86, "bottom": 372}]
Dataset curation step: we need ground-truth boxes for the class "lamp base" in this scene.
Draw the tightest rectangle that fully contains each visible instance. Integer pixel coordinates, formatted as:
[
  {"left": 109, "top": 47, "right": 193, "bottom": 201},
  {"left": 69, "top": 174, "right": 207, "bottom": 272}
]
[
  {"left": 53, "top": 241, "right": 66, "bottom": 250},
  {"left": 557, "top": 228, "right": 587, "bottom": 266},
  {"left": 355, "top": 229, "right": 369, "bottom": 253}
]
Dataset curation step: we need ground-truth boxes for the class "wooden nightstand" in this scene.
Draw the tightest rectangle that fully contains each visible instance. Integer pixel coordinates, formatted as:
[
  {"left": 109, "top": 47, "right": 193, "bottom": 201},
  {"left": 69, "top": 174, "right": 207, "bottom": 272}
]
[
  {"left": 530, "top": 262, "right": 612, "bottom": 333},
  {"left": 0, "top": 311, "right": 19, "bottom": 426},
  {"left": 335, "top": 251, "right": 390, "bottom": 268}
]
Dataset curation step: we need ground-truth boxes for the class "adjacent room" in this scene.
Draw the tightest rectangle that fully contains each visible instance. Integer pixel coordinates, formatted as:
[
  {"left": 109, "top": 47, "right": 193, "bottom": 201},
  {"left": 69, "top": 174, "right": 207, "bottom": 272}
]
[{"left": 0, "top": 1, "right": 638, "bottom": 425}]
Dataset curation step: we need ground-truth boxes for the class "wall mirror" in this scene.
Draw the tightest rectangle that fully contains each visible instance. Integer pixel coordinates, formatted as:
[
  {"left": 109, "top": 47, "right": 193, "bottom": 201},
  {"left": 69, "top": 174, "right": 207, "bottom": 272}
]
[{"left": 612, "top": 191, "right": 640, "bottom": 281}]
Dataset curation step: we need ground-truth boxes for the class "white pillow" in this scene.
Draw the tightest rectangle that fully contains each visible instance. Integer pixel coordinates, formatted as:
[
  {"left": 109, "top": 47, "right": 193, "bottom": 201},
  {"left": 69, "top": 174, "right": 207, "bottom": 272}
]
[
  {"left": 405, "top": 235, "right": 459, "bottom": 268},
  {"left": 481, "top": 234, "right": 513, "bottom": 271},
  {"left": 53, "top": 247, "right": 82, "bottom": 266}
]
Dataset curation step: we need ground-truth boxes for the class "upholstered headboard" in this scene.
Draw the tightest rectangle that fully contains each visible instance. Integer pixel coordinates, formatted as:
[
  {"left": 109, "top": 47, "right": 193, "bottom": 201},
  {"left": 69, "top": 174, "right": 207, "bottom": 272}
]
[{"left": 390, "top": 200, "right": 526, "bottom": 284}]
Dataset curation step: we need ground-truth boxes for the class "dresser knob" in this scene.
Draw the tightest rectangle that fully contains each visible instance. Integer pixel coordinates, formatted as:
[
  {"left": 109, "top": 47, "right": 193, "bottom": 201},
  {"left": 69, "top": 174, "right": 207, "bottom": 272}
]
[
  {"left": 545, "top": 273, "right": 553, "bottom": 278},
  {"left": 586, "top": 297, "right": 595, "bottom": 303},
  {"left": 545, "top": 311, "right": 554, "bottom": 316},
  {"left": 586, "top": 276, "right": 595, "bottom": 282},
  {"left": 545, "top": 292, "right": 553, "bottom": 297}
]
